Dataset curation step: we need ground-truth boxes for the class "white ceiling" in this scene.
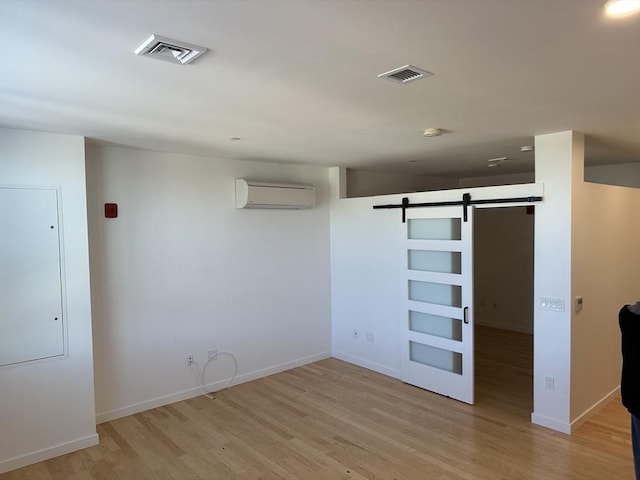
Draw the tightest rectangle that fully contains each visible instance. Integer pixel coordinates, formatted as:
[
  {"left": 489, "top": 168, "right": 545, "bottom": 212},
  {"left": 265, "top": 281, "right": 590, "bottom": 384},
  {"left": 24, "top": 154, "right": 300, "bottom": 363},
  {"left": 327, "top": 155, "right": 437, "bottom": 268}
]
[{"left": 1, "top": 0, "right": 639, "bottom": 178}]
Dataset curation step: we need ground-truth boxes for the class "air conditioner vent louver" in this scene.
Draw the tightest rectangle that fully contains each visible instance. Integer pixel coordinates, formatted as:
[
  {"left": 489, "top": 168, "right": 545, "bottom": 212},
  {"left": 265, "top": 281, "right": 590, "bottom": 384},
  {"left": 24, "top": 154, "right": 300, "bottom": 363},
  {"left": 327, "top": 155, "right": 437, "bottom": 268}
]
[
  {"left": 378, "top": 65, "right": 433, "bottom": 84},
  {"left": 135, "top": 35, "right": 207, "bottom": 65}
]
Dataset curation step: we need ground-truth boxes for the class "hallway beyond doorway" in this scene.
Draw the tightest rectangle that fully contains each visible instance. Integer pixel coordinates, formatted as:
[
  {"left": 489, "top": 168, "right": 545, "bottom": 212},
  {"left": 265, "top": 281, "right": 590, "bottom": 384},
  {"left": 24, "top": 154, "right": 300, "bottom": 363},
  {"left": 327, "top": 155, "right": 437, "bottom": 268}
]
[{"left": 475, "top": 325, "right": 533, "bottom": 418}]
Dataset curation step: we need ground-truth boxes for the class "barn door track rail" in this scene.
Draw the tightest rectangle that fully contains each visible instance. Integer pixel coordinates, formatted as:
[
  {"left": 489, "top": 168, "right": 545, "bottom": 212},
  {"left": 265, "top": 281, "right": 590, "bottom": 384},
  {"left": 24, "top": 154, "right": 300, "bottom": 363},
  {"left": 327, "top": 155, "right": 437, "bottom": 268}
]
[{"left": 372, "top": 193, "right": 543, "bottom": 223}]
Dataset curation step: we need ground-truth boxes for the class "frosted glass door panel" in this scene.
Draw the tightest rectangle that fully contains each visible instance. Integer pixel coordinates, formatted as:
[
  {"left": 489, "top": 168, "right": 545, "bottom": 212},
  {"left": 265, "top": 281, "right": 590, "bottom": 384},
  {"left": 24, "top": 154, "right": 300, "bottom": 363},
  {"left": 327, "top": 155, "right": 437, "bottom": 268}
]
[
  {"left": 409, "top": 341, "right": 462, "bottom": 375},
  {"left": 0, "top": 187, "right": 64, "bottom": 367},
  {"left": 408, "top": 250, "right": 461, "bottom": 274},
  {"left": 409, "top": 280, "right": 461, "bottom": 308},
  {"left": 402, "top": 206, "right": 473, "bottom": 404},
  {"left": 408, "top": 218, "right": 461, "bottom": 240},
  {"left": 409, "top": 311, "right": 462, "bottom": 341}
]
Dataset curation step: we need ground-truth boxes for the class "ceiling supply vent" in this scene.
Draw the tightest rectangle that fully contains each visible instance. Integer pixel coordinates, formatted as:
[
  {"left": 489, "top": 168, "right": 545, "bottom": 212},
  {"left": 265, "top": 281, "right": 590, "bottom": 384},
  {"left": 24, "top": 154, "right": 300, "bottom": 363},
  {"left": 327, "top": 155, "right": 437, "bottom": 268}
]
[
  {"left": 135, "top": 35, "right": 208, "bottom": 65},
  {"left": 378, "top": 65, "right": 433, "bottom": 84}
]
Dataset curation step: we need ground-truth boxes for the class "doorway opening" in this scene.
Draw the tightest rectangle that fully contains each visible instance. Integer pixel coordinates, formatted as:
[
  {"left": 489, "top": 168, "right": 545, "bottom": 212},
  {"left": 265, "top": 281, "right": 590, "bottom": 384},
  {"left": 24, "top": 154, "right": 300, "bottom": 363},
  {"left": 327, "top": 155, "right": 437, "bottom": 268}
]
[{"left": 473, "top": 206, "right": 534, "bottom": 419}]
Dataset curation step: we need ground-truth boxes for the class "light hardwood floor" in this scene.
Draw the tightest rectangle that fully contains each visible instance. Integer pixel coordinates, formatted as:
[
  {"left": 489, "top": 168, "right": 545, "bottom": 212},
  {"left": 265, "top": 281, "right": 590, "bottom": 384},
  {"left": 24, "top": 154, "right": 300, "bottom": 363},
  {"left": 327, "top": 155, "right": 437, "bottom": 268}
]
[{"left": 2, "top": 326, "right": 634, "bottom": 479}]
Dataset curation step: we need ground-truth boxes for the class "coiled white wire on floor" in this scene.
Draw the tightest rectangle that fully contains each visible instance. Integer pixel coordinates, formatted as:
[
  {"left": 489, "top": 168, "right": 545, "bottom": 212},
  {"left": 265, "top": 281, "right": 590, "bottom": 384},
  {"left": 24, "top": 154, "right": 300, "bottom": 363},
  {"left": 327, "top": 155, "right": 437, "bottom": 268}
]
[{"left": 192, "top": 352, "right": 238, "bottom": 399}]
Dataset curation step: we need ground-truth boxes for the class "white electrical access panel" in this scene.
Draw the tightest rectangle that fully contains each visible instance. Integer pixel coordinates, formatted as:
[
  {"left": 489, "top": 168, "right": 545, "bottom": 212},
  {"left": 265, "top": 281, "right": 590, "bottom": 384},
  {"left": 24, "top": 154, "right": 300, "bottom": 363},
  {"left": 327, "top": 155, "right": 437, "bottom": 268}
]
[{"left": 0, "top": 187, "right": 65, "bottom": 367}]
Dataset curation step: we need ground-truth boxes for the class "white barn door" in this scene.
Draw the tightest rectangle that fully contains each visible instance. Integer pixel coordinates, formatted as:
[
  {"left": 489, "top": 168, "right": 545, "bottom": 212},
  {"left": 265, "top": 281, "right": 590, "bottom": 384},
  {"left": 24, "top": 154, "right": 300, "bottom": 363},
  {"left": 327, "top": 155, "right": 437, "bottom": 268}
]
[{"left": 401, "top": 206, "right": 474, "bottom": 404}]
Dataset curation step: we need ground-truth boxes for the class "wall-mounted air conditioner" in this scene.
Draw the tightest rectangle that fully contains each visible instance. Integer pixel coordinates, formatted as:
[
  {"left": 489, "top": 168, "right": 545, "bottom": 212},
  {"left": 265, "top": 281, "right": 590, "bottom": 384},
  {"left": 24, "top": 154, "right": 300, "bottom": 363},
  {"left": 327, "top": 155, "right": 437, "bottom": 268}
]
[{"left": 235, "top": 179, "right": 316, "bottom": 209}]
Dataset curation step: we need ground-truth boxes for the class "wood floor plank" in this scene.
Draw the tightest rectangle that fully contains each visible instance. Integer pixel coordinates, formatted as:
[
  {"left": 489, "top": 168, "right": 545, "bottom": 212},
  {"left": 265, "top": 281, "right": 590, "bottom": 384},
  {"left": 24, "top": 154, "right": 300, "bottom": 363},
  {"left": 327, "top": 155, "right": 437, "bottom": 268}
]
[{"left": 2, "top": 326, "right": 635, "bottom": 479}]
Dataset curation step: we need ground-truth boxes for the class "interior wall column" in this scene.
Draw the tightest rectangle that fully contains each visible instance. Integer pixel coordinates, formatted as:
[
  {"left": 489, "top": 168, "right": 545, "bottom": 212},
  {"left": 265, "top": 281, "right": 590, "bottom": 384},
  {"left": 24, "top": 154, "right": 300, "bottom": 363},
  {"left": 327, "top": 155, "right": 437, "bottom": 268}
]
[{"left": 531, "top": 130, "right": 584, "bottom": 433}]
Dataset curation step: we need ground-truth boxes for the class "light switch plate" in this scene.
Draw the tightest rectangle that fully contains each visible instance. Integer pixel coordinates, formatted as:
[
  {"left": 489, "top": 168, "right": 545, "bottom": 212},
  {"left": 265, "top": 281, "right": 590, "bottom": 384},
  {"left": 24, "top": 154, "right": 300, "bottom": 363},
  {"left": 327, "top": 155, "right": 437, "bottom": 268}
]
[{"left": 539, "top": 297, "right": 565, "bottom": 312}]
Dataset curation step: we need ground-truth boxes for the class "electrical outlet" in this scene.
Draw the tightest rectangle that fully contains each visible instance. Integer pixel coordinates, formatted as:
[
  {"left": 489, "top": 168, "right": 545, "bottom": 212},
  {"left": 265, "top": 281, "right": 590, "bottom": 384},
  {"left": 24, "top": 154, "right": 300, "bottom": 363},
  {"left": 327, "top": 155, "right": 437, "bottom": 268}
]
[
  {"left": 208, "top": 349, "right": 218, "bottom": 360},
  {"left": 187, "top": 354, "right": 194, "bottom": 366},
  {"left": 352, "top": 329, "right": 359, "bottom": 340}
]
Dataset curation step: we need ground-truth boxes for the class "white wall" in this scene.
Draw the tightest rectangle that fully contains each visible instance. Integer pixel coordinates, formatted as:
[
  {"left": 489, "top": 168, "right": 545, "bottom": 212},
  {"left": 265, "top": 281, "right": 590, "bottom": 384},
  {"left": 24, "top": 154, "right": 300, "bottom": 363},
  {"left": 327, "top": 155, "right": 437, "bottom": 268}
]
[
  {"left": 570, "top": 180, "right": 640, "bottom": 426},
  {"left": 346, "top": 168, "right": 458, "bottom": 198},
  {"left": 531, "top": 131, "right": 579, "bottom": 432},
  {"left": 86, "top": 144, "right": 332, "bottom": 422},
  {"left": 584, "top": 162, "right": 640, "bottom": 189},
  {"left": 346, "top": 169, "right": 544, "bottom": 198},
  {"left": 474, "top": 207, "right": 534, "bottom": 334},
  {"left": 330, "top": 168, "right": 404, "bottom": 377},
  {"left": 0, "top": 128, "right": 97, "bottom": 473},
  {"left": 459, "top": 172, "right": 535, "bottom": 188}
]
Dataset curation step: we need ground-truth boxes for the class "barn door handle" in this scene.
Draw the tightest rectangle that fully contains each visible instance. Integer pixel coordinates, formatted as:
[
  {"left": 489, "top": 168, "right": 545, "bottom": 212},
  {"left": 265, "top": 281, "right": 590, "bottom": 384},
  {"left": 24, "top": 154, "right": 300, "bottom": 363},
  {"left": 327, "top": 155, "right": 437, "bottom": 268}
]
[{"left": 463, "top": 306, "right": 469, "bottom": 324}]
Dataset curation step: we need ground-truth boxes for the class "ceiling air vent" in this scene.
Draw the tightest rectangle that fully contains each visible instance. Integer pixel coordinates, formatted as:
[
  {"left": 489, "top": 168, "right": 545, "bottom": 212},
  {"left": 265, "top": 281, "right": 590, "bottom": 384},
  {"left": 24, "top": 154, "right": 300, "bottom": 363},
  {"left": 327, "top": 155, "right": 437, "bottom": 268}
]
[
  {"left": 378, "top": 65, "right": 433, "bottom": 84},
  {"left": 135, "top": 35, "right": 208, "bottom": 65}
]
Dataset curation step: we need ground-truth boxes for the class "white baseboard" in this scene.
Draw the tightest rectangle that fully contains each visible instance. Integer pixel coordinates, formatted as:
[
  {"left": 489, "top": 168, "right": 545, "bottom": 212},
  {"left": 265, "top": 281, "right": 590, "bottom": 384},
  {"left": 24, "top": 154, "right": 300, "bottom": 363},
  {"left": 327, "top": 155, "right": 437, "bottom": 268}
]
[
  {"left": 332, "top": 350, "right": 401, "bottom": 379},
  {"left": 532, "top": 386, "right": 621, "bottom": 435},
  {"left": 531, "top": 412, "right": 571, "bottom": 434},
  {"left": 96, "top": 351, "right": 332, "bottom": 424},
  {"left": 0, "top": 433, "right": 99, "bottom": 474},
  {"left": 570, "top": 385, "right": 620, "bottom": 433}
]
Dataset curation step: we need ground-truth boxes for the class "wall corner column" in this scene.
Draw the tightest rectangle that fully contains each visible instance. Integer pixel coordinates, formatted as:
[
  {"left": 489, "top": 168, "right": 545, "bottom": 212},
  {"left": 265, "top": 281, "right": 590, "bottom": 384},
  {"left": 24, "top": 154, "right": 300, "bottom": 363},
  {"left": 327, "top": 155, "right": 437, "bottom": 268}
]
[{"left": 531, "top": 130, "right": 583, "bottom": 433}]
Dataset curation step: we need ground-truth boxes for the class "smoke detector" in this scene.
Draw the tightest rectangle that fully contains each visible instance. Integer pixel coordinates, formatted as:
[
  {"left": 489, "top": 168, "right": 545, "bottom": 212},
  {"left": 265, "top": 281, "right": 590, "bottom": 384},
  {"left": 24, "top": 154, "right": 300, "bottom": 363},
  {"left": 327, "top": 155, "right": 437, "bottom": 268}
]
[
  {"left": 378, "top": 65, "right": 433, "bottom": 84},
  {"left": 135, "top": 35, "right": 208, "bottom": 65},
  {"left": 423, "top": 128, "right": 444, "bottom": 137}
]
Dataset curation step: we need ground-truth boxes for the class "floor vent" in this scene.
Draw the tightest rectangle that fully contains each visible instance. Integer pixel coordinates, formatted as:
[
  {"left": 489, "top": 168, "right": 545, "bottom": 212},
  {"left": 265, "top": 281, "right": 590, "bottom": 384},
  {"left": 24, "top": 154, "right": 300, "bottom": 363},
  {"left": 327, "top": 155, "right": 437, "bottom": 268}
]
[
  {"left": 378, "top": 65, "right": 433, "bottom": 84},
  {"left": 135, "top": 35, "right": 208, "bottom": 65}
]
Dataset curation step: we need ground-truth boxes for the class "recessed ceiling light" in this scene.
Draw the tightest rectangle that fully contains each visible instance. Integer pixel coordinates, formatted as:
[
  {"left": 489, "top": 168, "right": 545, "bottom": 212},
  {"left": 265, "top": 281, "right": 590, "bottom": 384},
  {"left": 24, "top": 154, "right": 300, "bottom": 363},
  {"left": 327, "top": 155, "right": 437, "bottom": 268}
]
[
  {"left": 135, "top": 35, "right": 208, "bottom": 65},
  {"left": 604, "top": 0, "right": 640, "bottom": 17}
]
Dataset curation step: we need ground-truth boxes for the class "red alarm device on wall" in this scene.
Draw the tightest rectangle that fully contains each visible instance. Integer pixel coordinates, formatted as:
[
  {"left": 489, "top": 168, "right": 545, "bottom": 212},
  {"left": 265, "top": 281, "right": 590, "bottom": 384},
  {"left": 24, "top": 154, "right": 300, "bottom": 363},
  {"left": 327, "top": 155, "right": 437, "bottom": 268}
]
[{"left": 104, "top": 203, "right": 118, "bottom": 218}]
